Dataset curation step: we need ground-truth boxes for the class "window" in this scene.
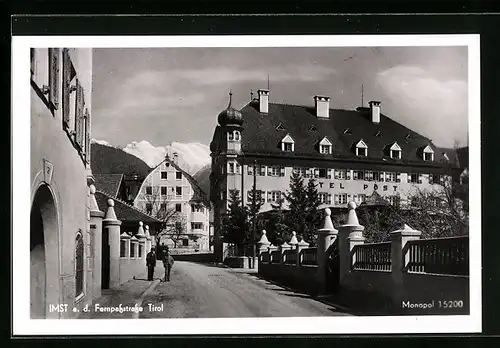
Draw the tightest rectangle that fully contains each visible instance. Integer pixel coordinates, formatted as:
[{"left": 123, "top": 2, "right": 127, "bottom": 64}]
[
  {"left": 424, "top": 152, "right": 434, "bottom": 161},
  {"left": 228, "top": 132, "right": 234, "bottom": 141},
  {"left": 334, "top": 169, "right": 349, "bottom": 180},
  {"left": 276, "top": 123, "right": 285, "bottom": 131},
  {"left": 283, "top": 143, "right": 293, "bottom": 152},
  {"left": 161, "top": 186, "right": 167, "bottom": 195},
  {"left": 408, "top": 173, "right": 422, "bottom": 184},
  {"left": 161, "top": 171, "right": 168, "bottom": 179},
  {"left": 176, "top": 187, "right": 182, "bottom": 196},
  {"left": 372, "top": 171, "right": 382, "bottom": 182},
  {"left": 343, "top": 128, "right": 352, "bottom": 135},
  {"left": 320, "top": 145, "right": 331, "bottom": 154},
  {"left": 183, "top": 239, "right": 189, "bottom": 247},
  {"left": 234, "top": 131, "right": 240, "bottom": 141},
  {"left": 353, "top": 194, "right": 366, "bottom": 205},
  {"left": 146, "top": 186, "right": 152, "bottom": 195},
  {"left": 317, "top": 168, "right": 327, "bottom": 178},
  {"left": 146, "top": 203, "right": 153, "bottom": 215},
  {"left": 160, "top": 203, "right": 167, "bottom": 212},
  {"left": 75, "top": 233, "right": 84, "bottom": 297},
  {"left": 319, "top": 193, "right": 332, "bottom": 205},
  {"left": 387, "top": 195, "right": 401, "bottom": 206},
  {"left": 268, "top": 166, "right": 281, "bottom": 176},
  {"left": 248, "top": 190, "right": 265, "bottom": 204},
  {"left": 385, "top": 172, "right": 396, "bottom": 182},
  {"left": 293, "top": 167, "right": 308, "bottom": 177},
  {"left": 228, "top": 162, "right": 235, "bottom": 174},
  {"left": 176, "top": 171, "right": 182, "bottom": 180},
  {"left": 268, "top": 191, "right": 282, "bottom": 203},
  {"left": 191, "top": 204, "right": 203, "bottom": 213},
  {"left": 120, "top": 240, "right": 127, "bottom": 258},
  {"left": 335, "top": 194, "right": 348, "bottom": 205},
  {"left": 176, "top": 221, "right": 183, "bottom": 230},
  {"left": 191, "top": 222, "right": 203, "bottom": 230},
  {"left": 164, "top": 162, "right": 170, "bottom": 168},
  {"left": 429, "top": 174, "right": 443, "bottom": 185},
  {"left": 391, "top": 149, "right": 401, "bottom": 159},
  {"left": 176, "top": 203, "right": 182, "bottom": 212},
  {"left": 353, "top": 170, "right": 365, "bottom": 180},
  {"left": 139, "top": 243, "right": 144, "bottom": 258},
  {"left": 356, "top": 147, "right": 367, "bottom": 157},
  {"left": 281, "top": 134, "right": 295, "bottom": 152},
  {"left": 248, "top": 164, "right": 265, "bottom": 176},
  {"left": 308, "top": 125, "right": 318, "bottom": 132}
]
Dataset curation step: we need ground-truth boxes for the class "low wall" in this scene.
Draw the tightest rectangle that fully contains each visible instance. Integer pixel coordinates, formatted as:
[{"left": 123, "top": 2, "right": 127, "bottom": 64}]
[
  {"left": 338, "top": 270, "right": 469, "bottom": 315},
  {"left": 172, "top": 252, "right": 215, "bottom": 263},
  {"left": 258, "top": 262, "right": 321, "bottom": 295}
]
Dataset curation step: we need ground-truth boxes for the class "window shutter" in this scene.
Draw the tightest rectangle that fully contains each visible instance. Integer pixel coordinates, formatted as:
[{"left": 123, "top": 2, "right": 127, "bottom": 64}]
[
  {"left": 418, "top": 174, "right": 422, "bottom": 184},
  {"left": 334, "top": 170, "right": 338, "bottom": 179},
  {"left": 327, "top": 169, "right": 332, "bottom": 179},
  {"left": 314, "top": 169, "right": 319, "bottom": 178},
  {"left": 267, "top": 166, "right": 272, "bottom": 176},
  {"left": 75, "top": 80, "right": 85, "bottom": 149},
  {"left": 381, "top": 172, "right": 386, "bottom": 182},
  {"left": 62, "top": 49, "right": 72, "bottom": 129},
  {"left": 346, "top": 170, "right": 351, "bottom": 180},
  {"left": 84, "top": 108, "right": 90, "bottom": 162},
  {"left": 280, "top": 167, "right": 285, "bottom": 177},
  {"left": 248, "top": 165, "right": 253, "bottom": 176},
  {"left": 396, "top": 173, "right": 401, "bottom": 183},
  {"left": 327, "top": 194, "right": 332, "bottom": 204},
  {"left": 48, "top": 48, "right": 60, "bottom": 109},
  {"left": 260, "top": 165, "right": 266, "bottom": 176},
  {"left": 266, "top": 191, "right": 271, "bottom": 202},
  {"left": 407, "top": 174, "right": 411, "bottom": 183}
]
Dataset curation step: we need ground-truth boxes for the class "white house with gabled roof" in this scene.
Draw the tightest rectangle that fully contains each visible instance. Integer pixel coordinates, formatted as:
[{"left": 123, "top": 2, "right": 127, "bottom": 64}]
[{"left": 133, "top": 155, "right": 210, "bottom": 251}]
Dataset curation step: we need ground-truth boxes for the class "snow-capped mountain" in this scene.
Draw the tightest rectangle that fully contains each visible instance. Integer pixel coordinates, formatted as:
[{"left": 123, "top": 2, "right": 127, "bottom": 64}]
[
  {"left": 123, "top": 140, "right": 210, "bottom": 175},
  {"left": 91, "top": 138, "right": 114, "bottom": 147}
]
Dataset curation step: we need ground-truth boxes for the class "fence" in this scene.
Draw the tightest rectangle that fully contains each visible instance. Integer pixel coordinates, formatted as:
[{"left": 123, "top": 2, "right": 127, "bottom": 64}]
[
  {"left": 352, "top": 242, "right": 392, "bottom": 272},
  {"left": 300, "top": 248, "right": 318, "bottom": 266},
  {"left": 404, "top": 236, "right": 469, "bottom": 276},
  {"left": 283, "top": 249, "right": 297, "bottom": 265}
]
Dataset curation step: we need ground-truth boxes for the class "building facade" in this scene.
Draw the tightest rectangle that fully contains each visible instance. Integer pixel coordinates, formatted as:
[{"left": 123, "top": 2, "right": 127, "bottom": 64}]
[
  {"left": 133, "top": 157, "right": 211, "bottom": 251},
  {"left": 30, "top": 48, "right": 94, "bottom": 318},
  {"left": 210, "top": 90, "right": 460, "bottom": 261}
]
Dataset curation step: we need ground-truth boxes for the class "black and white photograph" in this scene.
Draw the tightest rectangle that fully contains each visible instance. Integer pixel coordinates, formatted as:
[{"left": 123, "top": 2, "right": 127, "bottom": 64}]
[{"left": 13, "top": 34, "right": 481, "bottom": 335}]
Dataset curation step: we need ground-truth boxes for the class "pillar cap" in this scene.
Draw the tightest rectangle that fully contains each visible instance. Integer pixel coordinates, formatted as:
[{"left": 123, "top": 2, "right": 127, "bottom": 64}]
[
  {"left": 341, "top": 201, "right": 363, "bottom": 228},
  {"left": 257, "top": 230, "right": 270, "bottom": 245},
  {"left": 298, "top": 238, "right": 310, "bottom": 247},
  {"left": 318, "top": 208, "right": 338, "bottom": 234},
  {"left": 391, "top": 223, "right": 422, "bottom": 237},
  {"left": 289, "top": 231, "right": 298, "bottom": 245},
  {"left": 89, "top": 184, "right": 103, "bottom": 214},
  {"left": 120, "top": 232, "right": 131, "bottom": 239},
  {"left": 103, "top": 198, "right": 119, "bottom": 222},
  {"left": 136, "top": 221, "right": 146, "bottom": 238}
]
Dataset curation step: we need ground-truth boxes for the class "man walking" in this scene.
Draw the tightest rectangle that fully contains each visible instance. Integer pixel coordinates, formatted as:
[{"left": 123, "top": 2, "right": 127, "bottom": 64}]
[
  {"left": 162, "top": 247, "right": 175, "bottom": 282},
  {"left": 146, "top": 248, "right": 156, "bottom": 281}
]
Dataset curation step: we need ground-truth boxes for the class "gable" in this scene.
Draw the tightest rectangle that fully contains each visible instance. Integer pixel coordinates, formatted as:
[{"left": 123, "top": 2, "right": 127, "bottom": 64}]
[
  {"left": 281, "top": 134, "right": 295, "bottom": 143},
  {"left": 389, "top": 142, "right": 402, "bottom": 151},
  {"left": 355, "top": 139, "right": 368, "bottom": 148},
  {"left": 319, "top": 137, "right": 332, "bottom": 146},
  {"left": 423, "top": 145, "right": 434, "bottom": 153}
]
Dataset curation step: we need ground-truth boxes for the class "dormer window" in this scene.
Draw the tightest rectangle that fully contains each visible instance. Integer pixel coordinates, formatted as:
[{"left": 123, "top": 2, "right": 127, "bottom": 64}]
[
  {"left": 281, "top": 134, "right": 295, "bottom": 152},
  {"left": 389, "top": 142, "right": 402, "bottom": 159},
  {"left": 275, "top": 123, "right": 285, "bottom": 131},
  {"left": 405, "top": 133, "right": 412, "bottom": 140},
  {"left": 374, "top": 131, "right": 382, "bottom": 138},
  {"left": 318, "top": 136, "right": 332, "bottom": 155},
  {"left": 343, "top": 128, "right": 352, "bottom": 135},
  {"left": 422, "top": 145, "right": 434, "bottom": 161},
  {"left": 355, "top": 140, "right": 368, "bottom": 157}
]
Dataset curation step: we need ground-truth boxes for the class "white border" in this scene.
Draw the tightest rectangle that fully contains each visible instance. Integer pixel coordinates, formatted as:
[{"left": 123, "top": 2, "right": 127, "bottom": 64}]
[{"left": 13, "top": 34, "right": 481, "bottom": 335}]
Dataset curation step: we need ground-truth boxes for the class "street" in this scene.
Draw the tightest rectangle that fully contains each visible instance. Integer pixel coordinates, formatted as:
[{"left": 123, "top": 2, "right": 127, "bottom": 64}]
[{"left": 139, "top": 261, "right": 350, "bottom": 318}]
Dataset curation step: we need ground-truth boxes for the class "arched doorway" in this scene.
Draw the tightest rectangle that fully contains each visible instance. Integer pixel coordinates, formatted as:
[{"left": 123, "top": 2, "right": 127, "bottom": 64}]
[{"left": 30, "top": 184, "right": 59, "bottom": 319}]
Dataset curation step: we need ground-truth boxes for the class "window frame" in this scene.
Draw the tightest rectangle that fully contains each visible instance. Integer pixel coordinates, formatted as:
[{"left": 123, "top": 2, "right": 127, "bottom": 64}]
[{"left": 75, "top": 232, "right": 85, "bottom": 298}]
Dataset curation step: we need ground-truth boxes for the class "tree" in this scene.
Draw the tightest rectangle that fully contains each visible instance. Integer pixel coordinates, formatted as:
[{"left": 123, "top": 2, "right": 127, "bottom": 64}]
[
  {"left": 264, "top": 195, "right": 291, "bottom": 246},
  {"left": 139, "top": 186, "right": 183, "bottom": 247},
  {"left": 246, "top": 181, "right": 264, "bottom": 255},
  {"left": 304, "top": 178, "right": 322, "bottom": 245},
  {"left": 220, "top": 190, "right": 249, "bottom": 255},
  {"left": 169, "top": 216, "right": 187, "bottom": 248},
  {"left": 285, "top": 172, "right": 309, "bottom": 242}
]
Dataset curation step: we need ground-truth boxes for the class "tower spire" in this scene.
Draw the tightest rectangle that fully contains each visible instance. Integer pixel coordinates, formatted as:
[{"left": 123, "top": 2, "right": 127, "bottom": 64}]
[{"left": 228, "top": 89, "right": 233, "bottom": 107}]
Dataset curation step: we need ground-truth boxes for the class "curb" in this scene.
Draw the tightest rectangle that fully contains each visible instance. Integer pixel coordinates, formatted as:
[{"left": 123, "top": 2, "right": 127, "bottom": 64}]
[{"left": 133, "top": 279, "right": 161, "bottom": 319}]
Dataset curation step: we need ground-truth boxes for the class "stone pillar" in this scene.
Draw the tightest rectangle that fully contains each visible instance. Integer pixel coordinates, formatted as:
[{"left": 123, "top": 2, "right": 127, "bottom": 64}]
[
  {"left": 145, "top": 225, "right": 152, "bottom": 253},
  {"left": 257, "top": 230, "right": 271, "bottom": 255},
  {"left": 390, "top": 224, "right": 422, "bottom": 307},
  {"left": 338, "top": 202, "right": 365, "bottom": 283},
  {"left": 136, "top": 221, "right": 147, "bottom": 261},
  {"left": 102, "top": 199, "right": 122, "bottom": 289},
  {"left": 296, "top": 238, "right": 310, "bottom": 267},
  {"left": 316, "top": 208, "right": 339, "bottom": 293},
  {"left": 120, "top": 232, "right": 131, "bottom": 284},
  {"left": 89, "top": 185, "right": 104, "bottom": 300},
  {"left": 289, "top": 231, "right": 298, "bottom": 247}
]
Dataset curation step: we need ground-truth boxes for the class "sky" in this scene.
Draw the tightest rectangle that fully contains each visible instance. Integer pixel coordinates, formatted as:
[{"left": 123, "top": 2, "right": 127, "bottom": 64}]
[{"left": 91, "top": 46, "right": 468, "bottom": 149}]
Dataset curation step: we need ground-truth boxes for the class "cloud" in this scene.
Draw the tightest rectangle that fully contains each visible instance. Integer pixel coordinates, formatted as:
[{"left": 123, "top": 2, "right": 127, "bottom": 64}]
[{"left": 376, "top": 65, "right": 468, "bottom": 147}]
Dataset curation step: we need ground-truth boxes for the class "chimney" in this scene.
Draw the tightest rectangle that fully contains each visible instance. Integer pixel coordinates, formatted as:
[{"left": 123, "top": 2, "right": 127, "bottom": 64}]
[
  {"left": 173, "top": 152, "right": 178, "bottom": 164},
  {"left": 369, "top": 101, "right": 381, "bottom": 124},
  {"left": 314, "top": 95, "right": 330, "bottom": 118},
  {"left": 257, "top": 89, "right": 269, "bottom": 113}
]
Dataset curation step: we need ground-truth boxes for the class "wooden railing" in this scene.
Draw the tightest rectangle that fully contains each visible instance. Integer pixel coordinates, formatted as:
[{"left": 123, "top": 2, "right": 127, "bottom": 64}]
[
  {"left": 270, "top": 250, "right": 282, "bottom": 264},
  {"left": 404, "top": 236, "right": 469, "bottom": 276},
  {"left": 352, "top": 242, "right": 392, "bottom": 271},
  {"left": 283, "top": 249, "right": 297, "bottom": 265},
  {"left": 300, "top": 247, "right": 318, "bottom": 266}
]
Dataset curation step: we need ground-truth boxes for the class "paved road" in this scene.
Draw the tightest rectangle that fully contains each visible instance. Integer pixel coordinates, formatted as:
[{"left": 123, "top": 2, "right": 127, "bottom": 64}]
[{"left": 140, "top": 261, "right": 350, "bottom": 318}]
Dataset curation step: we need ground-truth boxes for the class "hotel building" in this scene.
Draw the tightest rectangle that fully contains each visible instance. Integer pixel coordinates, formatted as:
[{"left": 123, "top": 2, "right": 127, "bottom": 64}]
[{"left": 209, "top": 89, "right": 462, "bottom": 260}]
